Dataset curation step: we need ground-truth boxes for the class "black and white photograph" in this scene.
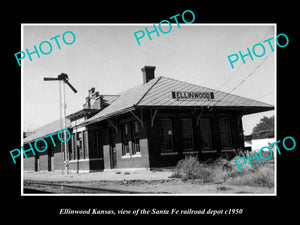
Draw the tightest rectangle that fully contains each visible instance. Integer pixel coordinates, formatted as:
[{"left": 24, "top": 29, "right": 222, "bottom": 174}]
[
  {"left": 3, "top": 4, "right": 299, "bottom": 221},
  {"left": 21, "top": 24, "right": 276, "bottom": 195}
]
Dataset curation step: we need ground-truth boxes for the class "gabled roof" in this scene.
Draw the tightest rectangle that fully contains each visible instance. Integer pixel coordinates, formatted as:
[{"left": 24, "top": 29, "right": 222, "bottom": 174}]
[
  {"left": 23, "top": 119, "right": 71, "bottom": 144},
  {"left": 23, "top": 95, "right": 119, "bottom": 144},
  {"left": 80, "top": 76, "right": 161, "bottom": 125},
  {"left": 67, "top": 108, "right": 99, "bottom": 120},
  {"left": 102, "top": 95, "right": 120, "bottom": 106},
  {"left": 137, "top": 76, "right": 271, "bottom": 108},
  {"left": 81, "top": 76, "right": 274, "bottom": 126}
]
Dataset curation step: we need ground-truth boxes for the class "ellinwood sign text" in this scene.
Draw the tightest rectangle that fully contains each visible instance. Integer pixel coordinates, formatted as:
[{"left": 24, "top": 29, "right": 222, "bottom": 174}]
[{"left": 172, "top": 91, "right": 214, "bottom": 100}]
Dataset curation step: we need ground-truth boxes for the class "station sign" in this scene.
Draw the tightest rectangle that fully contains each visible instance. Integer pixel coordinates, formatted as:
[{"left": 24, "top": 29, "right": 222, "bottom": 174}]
[{"left": 172, "top": 91, "right": 214, "bottom": 100}]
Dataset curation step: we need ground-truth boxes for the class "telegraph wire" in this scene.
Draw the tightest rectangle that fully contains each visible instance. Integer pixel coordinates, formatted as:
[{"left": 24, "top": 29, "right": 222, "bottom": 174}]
[
  {"left": 217, "top": 27, "right": 274, "bottom": 93},
  {"left": 217, "top": 62, "right": 242, "bottom": 91},
  {"left": 253, "top": 91, "right": 274, "bottom": 100},
  {"left": 258, "top": 27, "right": 274, "bottom": 43},
  {"left": 211, "top": 49, "right": 274, "bottom": 108},
  {"left": 227, "top": 50, "right": 273, "bottom": 95}
]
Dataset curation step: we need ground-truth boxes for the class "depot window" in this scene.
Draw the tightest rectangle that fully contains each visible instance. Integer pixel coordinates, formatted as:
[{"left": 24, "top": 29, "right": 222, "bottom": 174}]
[
  {"left": 160, "top": 119, "right": 173, "bottom": 152},
  {"left": 131, "top": 121, "right": 140, "bottom": 155},
  {"left": 69, "top": 136, "right": 74, "bottom": 160},
  {"left": 199, "top": 118, "right": 212, "bottom": 150},
  {"left": 219, "top": 118, "right": 232, "bottom": 148},
  {"left": 122, "top": 123, "right": 130, "bottom": 156},
  {"left": 76, "top": 131, "right": 86, "bottom": 159},
  {"left": 91, "top": 130, "right": 101, "bottom": 158},
  {"left": 181, "top": 118, "right": 194, "bottom": 150}
]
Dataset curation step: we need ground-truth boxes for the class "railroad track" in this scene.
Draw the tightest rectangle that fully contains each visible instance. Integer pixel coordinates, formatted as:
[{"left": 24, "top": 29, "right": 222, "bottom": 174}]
[{"left": 23, "top": 180, "right": 152, "bottom": 194}]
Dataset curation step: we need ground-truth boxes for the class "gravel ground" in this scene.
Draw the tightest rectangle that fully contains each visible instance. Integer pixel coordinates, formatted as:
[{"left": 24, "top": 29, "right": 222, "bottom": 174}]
[
  {"left": 23, "top": 170, "right": 275, "bottom": 194},
  {"left": 23, "top": 169, "right": 173, "bottom": 182}
]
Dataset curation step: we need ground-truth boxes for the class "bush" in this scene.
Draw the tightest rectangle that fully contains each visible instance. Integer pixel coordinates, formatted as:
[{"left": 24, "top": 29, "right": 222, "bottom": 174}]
[
  {"left": 171, "top": 154, "right": 274, "bottom": 188},
  {"left": 227, "top": 164, "right": 274, "bottom": 188},
  {"left": 174, "top": 156, "right": 213, "bottom": 182},
  {"left": 216, "top": 154, "right": 274, "bottom": 188}
]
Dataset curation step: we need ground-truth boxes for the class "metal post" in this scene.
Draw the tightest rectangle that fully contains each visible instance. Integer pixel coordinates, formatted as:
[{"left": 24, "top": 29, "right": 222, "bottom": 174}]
[
  {"left": 62, "top": 81, "right": 69, "bottom": 174},
  {"left": 59, "top": 80, "right": 63, "bottom": 174},
  {"left": 44, "top": 73, "right": 77, "bottom": 175},
  {"left": 59, "top": 80, "right": 69, "bottom": 174}
]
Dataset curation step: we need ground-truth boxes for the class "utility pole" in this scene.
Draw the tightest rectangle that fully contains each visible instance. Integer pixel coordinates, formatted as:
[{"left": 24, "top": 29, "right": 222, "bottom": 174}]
[{"left": 43, "top": 73, "right": 77, "bottom": 174}]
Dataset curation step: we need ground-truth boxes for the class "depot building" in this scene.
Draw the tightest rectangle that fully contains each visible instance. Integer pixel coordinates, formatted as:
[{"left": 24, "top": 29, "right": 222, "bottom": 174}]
[{"left": 23, "top": 66, "right": 274, "bottom": 172}]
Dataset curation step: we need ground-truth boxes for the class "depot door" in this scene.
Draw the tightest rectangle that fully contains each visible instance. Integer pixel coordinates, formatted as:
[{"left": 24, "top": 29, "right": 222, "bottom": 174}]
[
  {"left": 109, "top": 128, "right": 117, "bottom": 169},
  {"left": 48, "top": 147, "right": 52, "bottom": 171}
]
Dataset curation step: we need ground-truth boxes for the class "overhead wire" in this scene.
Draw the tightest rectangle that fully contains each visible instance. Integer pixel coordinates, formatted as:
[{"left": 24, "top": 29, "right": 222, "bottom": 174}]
[
  {"left": 253, "top": 91, "right": 274, "bottom": 100},
  {"left": 226, "top": 50, "right": 273, "bottom": 95},
  {"left": 216, "top": 50, "right": 274, "bottom": 105},
  {"left": 216, "top": 27, "right": 274, "bottom": 93},
  {"left": 210, "top": 27, "right": 275, "bottom": 108}
]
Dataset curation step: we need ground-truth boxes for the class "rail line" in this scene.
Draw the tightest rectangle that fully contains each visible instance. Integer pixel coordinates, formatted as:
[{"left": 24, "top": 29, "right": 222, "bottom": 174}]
[{"left": 23, "top": 180, "right": 157, "bottom": 194}]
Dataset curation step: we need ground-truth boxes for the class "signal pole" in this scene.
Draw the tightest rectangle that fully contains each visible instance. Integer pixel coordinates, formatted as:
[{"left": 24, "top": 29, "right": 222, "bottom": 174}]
[{"left": 44, "top": 73, "right": 77, "bottom": 175}]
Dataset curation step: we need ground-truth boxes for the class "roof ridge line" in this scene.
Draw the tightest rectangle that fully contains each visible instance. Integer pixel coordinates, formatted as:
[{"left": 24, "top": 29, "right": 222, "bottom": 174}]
[{"left": 135, "top": 76, "right": 163, "bottom": 106}]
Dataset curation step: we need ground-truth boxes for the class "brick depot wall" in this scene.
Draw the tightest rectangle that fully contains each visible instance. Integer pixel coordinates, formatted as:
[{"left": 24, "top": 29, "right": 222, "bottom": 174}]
[
  {"left": 24, "top": 157, "right": 35, "bottom": 171},
  {"left": 39, "top": 155, "right": 48, "bottom": 171},
  {"left": 147, "top": 113, "right": 180, "bottom": 168},
  {"left": 68, "top": 160, "right": 89, "bottom": 172},
  {"left": 102, "top": 114, "right": 150, "bottom": 170},
  {"left": 89, "top": 158, "right": 104, "bottom": 171},
  {"left": 115, "top": 139, "right": 150, "bottom": 169},
  {"left": 54, "top": 152, "right": 64, "bottom": 171},
  {"left": 103, "top": 142, "right": 150, "bottom": 170},
  {"left": 147, "top": 110, "right": 244, "bottom": 168},
  {"left": 103, "top": 145, "right": 110, "bottom": 169},
  {"left": 94, "top": 109, "right": 245, "bottom": 170},
  {"left": 67, "top": 158, "right": 103, "bottom": 172},
  {"left": 68, "top": 160, "right": 78, "bottom": 172}
]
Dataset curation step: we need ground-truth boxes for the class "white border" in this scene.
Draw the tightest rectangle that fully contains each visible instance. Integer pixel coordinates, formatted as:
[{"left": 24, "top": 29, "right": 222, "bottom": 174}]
[
  {"left": 21, "top": 23, "right": 24, "bottom": 195},
  {"left": 274, "top": 26, "right": 277, "bottom": 196},
  {"left": 21, "top": 23, "right": 277, "bottom": 197}
]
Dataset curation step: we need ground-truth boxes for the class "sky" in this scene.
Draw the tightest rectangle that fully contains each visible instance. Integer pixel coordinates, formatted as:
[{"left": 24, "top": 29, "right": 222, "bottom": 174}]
[{"left": 22, "top": 24, "right": 275, "bottom": 135}]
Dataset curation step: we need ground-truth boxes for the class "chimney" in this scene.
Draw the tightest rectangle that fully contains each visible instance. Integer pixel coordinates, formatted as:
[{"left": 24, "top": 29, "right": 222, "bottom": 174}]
[
  {"left": 88, "top": 87, "right": 95, "bottom": 97},
  {"left": 91, "top": 91, "right": 99, "bottom": 100},
  {"left": 83, "top": 87, "right": 96, "bottom": 109},
  {"left": 83, "top": 97, "right": 90, "bottom": 109},
  {"left": 141, "top": 66, "right": 156, "bottom": 84}
]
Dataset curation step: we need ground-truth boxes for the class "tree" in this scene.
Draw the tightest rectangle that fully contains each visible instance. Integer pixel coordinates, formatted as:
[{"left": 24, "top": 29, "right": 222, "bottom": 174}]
[{"left": 251, "top": 115, "right": 274, "bottom": 139}]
